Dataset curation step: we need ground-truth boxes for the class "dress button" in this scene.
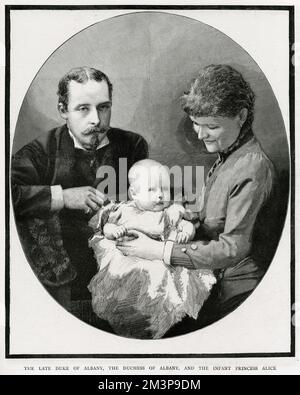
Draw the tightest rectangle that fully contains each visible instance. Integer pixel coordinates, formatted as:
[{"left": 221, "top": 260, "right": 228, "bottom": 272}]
[
  {"left": 190, "top": 244, "right": 198, "bottom": 250},
  {"left": 181, "top": 247, "right": 187, "bottom": 253}
]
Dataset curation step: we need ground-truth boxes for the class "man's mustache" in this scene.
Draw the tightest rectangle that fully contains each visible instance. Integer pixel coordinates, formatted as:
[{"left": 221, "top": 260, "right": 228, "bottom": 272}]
[{"left": 84, "top": 126, "right": 108, "bottom": 136}]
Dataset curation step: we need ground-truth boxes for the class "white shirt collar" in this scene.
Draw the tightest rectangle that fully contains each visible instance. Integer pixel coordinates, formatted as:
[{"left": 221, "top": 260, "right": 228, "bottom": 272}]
[{"left": 68, "top": 129, "right": 110, "bottom": 151}]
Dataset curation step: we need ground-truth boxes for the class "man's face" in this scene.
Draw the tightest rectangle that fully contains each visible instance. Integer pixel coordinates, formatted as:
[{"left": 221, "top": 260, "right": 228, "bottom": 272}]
[{"left": 59, "top": 79, "right": 112, "bottom": 151}]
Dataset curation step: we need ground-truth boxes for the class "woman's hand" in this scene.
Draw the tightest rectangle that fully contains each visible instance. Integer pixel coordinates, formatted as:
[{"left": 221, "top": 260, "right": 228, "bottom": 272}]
[{"left": 116, "top": 230, "right": 164, "bottom": 260}]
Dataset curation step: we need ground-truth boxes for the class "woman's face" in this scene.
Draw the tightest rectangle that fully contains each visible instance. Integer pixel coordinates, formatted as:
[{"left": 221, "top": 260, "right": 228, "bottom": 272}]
[{"left": 190, "top": 114, "right": 243, "bottom": 153}]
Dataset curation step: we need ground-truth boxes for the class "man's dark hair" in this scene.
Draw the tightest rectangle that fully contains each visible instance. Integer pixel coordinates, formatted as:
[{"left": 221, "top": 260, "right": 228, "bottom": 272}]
[
  {"left": 181, "top": 64, "right": 255, "bottom": 129},
  {"left": 57, "top": 66, "right": 113, "bottom": 110}
]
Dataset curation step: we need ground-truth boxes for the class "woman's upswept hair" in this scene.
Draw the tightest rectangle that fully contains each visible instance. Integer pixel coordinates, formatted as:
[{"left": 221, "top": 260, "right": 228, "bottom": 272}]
[
  {"left": 57, "top": 66, "right": 113, "bottom": 110},
  {"left": 181, "top": 64, "right": 255, "bottom": 128}
]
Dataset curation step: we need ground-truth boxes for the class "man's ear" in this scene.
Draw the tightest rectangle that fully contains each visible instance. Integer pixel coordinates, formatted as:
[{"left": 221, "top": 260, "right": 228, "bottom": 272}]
[
  {"left": 238, "top": 108, "right": 248, "bottom": 127},
  {"left": 58, "top": 102, "right": 68, "bottom": 120}
]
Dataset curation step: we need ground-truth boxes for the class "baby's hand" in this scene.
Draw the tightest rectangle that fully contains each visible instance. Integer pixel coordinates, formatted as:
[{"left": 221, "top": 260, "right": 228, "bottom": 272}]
[
  {"left": 103, "top": 223, "right": 127, "bottom": 240},
  {"left": 176, "top": 231, "right": 191, "bottom": 244},
  {"left": 165, "top": 203, "right": 185, "bottom": 227},
  {"left": 176, "top": 220, "right": 195, "bottom": 243},
  {"left": 113, "top": 225, "right": 127, "bottom": 239}
]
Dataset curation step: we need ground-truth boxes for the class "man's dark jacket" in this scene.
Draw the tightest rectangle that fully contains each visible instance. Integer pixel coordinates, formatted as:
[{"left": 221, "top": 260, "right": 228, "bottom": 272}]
[{"left": 11, "top": 125, "right": 148, "bottom": 294}]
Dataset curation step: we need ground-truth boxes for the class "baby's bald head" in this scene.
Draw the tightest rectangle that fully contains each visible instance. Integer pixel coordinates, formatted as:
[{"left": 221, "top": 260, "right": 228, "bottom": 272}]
[
  {"left": 128, "top": 159, "right": 171, "bottom": 211},
  {"left": 129, "top": 159, "right": 169, "bottom": 187}
]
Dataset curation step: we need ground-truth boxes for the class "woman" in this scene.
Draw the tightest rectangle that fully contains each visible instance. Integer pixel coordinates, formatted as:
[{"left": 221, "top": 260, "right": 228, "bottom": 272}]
[{"left": 117, "top": 64, "right": 279, "bottom": 334}]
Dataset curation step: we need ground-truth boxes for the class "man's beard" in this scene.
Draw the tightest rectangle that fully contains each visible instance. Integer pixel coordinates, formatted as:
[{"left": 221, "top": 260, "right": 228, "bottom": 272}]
[{"left": 85, "top": 126, "right": 109, "bottom": 151}]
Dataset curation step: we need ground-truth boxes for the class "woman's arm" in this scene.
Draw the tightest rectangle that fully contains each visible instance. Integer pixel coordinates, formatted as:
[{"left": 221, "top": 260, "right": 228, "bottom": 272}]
[
  {"left": 170, "top": 157, "right": 274, "bottom": 270},
  {"left": 117, "top": 155, "right": 274, "bottom": 270}
]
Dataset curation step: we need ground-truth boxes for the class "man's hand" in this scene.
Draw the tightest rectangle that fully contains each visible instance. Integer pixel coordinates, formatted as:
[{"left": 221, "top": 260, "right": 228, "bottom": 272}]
[
  {"left": 104, "top": 224, "right": 127, "bottom": 240},
  {"left": 63, "top": 186, "right": 105, "bottom": 213}
]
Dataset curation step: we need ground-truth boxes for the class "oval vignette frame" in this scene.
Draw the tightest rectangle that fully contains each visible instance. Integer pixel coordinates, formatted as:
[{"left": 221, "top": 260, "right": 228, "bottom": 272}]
[{"left": 11, "top": 11, "right": 290, "bottom": 340}]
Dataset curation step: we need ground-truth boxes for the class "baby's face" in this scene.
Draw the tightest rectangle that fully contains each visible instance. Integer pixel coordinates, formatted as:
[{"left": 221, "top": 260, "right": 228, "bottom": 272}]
[{"left": 131, "top": 171, "right": 171, "bottom": 212}]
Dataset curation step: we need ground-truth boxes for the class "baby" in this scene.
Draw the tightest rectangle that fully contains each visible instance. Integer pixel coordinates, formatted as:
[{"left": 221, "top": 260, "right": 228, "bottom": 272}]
[{"left": 88, "top": 159, "right": 215, "bottom": 339}]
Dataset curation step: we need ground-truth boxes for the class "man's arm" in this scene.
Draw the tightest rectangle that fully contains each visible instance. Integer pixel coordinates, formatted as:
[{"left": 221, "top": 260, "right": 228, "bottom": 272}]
[
  {"left": 12, "top": 140, "right": 104, "bottom": 218},
  {"left": 11, "top": 141, "right": 54, "bottom": 217}
]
